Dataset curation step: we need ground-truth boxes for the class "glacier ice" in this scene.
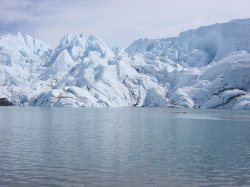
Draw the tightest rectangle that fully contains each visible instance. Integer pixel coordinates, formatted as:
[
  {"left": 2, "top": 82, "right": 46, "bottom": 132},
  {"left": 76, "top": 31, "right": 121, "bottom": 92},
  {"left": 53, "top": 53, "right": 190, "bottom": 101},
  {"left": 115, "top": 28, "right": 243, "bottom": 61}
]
[{"left": 0, "top": 19, "right": 250, "bottom": 109}]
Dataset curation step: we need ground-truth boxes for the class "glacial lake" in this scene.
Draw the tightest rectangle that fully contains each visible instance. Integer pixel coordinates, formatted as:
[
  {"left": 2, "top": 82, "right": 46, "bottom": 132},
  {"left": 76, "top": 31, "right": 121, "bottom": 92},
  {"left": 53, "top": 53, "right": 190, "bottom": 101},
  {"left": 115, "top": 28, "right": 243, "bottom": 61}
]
[{"left": 0, "top": 107, "right": 250, "bottom": 187}]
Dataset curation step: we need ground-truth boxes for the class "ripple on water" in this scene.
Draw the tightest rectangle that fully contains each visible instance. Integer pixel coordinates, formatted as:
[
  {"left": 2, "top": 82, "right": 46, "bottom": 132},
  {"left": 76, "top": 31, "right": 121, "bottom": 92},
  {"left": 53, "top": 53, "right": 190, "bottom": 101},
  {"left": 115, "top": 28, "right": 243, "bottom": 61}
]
[{"left": 0, "top": 107, "right": 250, "bottom": 187}]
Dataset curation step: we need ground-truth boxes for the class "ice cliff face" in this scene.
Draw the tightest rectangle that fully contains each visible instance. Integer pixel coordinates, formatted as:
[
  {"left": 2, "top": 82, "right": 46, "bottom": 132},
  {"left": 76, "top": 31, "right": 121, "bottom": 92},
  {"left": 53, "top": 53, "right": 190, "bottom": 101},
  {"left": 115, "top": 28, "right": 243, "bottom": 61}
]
[{"left": 0, "top": 19, "right": 250, "bottom": 109}]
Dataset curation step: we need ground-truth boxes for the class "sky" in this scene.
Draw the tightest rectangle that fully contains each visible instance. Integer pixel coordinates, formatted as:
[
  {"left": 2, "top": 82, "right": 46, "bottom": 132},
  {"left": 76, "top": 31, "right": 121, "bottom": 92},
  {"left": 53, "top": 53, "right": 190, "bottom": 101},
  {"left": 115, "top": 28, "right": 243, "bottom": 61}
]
[{"left": 1, "top": 0, "right": 250, "bottom": 48}]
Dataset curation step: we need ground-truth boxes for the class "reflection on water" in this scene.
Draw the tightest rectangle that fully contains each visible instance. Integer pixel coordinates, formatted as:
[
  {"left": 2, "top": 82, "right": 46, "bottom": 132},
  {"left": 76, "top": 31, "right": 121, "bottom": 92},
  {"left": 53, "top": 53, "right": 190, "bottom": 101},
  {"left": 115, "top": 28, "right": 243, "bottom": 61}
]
[{"left": 0, "top": 107, "right": 250, "bottom": 187}]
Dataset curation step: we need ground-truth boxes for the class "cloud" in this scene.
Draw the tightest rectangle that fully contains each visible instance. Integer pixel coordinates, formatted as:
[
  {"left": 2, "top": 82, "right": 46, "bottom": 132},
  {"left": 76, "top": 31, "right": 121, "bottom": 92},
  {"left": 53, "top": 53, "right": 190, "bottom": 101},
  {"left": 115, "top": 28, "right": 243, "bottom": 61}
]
[{"left": 1, "top": 0, "right": 250, "bottom": 48}]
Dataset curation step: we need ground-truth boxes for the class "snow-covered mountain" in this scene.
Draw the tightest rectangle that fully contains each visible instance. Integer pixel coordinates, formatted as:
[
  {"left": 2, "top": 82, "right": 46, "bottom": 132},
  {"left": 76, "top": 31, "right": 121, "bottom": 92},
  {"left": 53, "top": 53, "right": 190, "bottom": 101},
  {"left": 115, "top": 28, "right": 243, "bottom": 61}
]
[{"left": 0, "top": 19, "right": 250, "bottom": 109}]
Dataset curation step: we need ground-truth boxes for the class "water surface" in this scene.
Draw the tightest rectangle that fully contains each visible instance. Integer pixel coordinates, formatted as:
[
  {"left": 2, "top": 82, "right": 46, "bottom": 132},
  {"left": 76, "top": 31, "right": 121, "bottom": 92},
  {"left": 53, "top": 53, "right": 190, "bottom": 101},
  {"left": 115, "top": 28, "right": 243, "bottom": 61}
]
[{"left": 0, "top": 107, "right": 250, "bottom": 187}]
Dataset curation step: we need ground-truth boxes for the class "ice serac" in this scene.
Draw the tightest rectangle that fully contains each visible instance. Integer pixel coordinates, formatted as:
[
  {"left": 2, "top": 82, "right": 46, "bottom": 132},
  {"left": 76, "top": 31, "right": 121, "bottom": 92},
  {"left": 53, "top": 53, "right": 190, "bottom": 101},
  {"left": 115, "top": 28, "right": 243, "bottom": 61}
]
[
  {"left": 0, "top": 32, "right": 52, "bottom": 105},
  {"left": 0, "top": 18, "right": 250, "bottom": 109},
  {"left": 126, "top": 18, "right": 250, "bottom": 67}
]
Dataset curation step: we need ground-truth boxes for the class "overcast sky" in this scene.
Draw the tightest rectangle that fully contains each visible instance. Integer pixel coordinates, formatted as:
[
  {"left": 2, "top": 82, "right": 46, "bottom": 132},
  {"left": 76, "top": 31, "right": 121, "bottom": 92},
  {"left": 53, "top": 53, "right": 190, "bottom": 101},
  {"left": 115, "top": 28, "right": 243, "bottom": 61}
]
[{"left": 1, "top": 0, "right": 250, "bottom": 48}]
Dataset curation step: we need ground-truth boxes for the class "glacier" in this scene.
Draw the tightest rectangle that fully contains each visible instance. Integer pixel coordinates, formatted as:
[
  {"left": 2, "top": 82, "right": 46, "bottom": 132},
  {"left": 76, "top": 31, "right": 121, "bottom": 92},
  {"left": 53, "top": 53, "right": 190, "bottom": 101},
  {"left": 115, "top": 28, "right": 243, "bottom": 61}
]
[{"left": 0, "top": 19, "right": 250, "bottom": 109}]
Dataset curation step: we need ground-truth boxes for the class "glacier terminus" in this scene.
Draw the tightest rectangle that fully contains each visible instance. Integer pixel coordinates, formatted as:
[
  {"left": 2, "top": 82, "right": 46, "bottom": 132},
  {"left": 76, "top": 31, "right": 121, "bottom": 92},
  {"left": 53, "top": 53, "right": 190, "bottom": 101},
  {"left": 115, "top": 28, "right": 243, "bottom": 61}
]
[{"left": 0, "top": 19, "right": 250, "bottom": 109}]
